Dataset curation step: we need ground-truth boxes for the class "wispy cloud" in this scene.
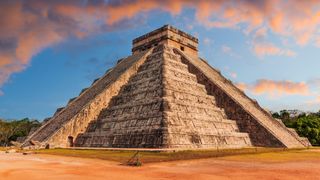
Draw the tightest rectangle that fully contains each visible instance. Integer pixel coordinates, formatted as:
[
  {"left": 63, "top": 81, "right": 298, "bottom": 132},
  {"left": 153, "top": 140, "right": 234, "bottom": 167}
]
[
  {"left": 221, "top": 45, "right": 241, "bottom": 58},
  {"left": 306, "top": 96, "right": 320, "bottom": 105},
  {"left": 203, "top": 38, "right": 212, "bottom": 45},
  {"left": 252, "top": 42, "right": 296, "bottom": 57},
  {"left": 222, "top": 45, "right": 232, "bottom": 53},
  {"left": 230, "top": 72, "right": 237, "bottom": 79},
  {"left": 236, "top": 79, "right": 310, "bottom": 97}
]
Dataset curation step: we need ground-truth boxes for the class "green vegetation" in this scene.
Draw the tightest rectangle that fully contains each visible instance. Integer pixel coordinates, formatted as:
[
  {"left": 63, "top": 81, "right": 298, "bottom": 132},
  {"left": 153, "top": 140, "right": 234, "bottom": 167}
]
[
  {"left": 0, "top": 118, "right": 40, "bottom": 146},
  {"left": 221, "top": 148, "right": 320, "bottom": 162},
  {"left": 272, "top": 110, "right": 320, "bottom": 146},
  {"left": 35, "top": 147, "right": 299, "bottom": 164}
]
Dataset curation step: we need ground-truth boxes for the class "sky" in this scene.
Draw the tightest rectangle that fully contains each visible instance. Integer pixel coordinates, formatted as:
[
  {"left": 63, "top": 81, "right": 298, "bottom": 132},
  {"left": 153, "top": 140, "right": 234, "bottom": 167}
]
[{"left": 0, "top": 0, "right": 320, "bottom": 120}]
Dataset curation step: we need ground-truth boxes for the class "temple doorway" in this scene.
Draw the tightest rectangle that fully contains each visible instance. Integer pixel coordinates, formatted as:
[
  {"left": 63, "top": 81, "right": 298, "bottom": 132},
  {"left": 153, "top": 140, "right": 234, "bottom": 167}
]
[{"left": 67, "top": 136, "right": 74, "bottom": 147}]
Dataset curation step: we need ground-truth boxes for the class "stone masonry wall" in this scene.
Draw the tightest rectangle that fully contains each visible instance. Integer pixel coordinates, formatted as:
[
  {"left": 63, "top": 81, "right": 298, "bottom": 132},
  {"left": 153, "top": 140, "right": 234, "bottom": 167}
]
[
  {"left": 76, "top": 45, "right": 251, "bottom": 149},
  {"left": 75, "top": 46, "right": 167, "bottom": 148},
  {"left": 179, "top": 64, "right": 284, "bottom": 147},
  {"left": 175, "top": 49, "right": 306, "bottom": 148},
  {"left": 162, "top": 46, "right": 251, "bottom": 148},
  {"left": 23, "top": 50, "right": 152, "bottom": 148}
]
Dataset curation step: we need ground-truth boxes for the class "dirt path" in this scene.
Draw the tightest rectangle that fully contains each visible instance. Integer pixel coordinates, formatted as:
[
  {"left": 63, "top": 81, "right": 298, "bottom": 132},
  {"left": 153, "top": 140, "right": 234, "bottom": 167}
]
[{"left": 1, "top": 150, "right": 320, "bottom": 180}]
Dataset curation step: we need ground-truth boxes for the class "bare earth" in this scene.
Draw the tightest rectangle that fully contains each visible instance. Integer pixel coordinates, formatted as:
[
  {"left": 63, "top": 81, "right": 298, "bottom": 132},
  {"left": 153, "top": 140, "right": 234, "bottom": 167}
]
[{"left": 1, "top": 150, "right": 320, "bottom": 180}]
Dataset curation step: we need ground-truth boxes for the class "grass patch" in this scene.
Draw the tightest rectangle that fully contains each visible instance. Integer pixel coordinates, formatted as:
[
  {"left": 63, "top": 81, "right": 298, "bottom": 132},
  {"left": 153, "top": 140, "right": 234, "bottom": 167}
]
[
  {"left": 0, "top": 147, "right": 8, "bottom": 151},
  {"left": 221, "top": 148, "right": 320, "bottom": 162},
  {"left": 33, "top": 147, "right": 314, "bottom": 164}
]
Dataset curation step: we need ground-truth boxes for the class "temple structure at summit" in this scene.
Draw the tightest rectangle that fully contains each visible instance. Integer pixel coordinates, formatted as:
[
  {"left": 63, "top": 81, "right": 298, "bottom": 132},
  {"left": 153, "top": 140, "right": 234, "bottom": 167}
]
[{"left": 22, "top": 25, "right": 310, "bottom": 149}]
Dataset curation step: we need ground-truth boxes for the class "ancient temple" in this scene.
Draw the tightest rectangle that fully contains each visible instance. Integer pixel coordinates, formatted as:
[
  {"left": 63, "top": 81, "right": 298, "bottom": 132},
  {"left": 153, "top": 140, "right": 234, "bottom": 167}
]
[{"left": 22, "top": 25, "right": 310, "bottom": 149}]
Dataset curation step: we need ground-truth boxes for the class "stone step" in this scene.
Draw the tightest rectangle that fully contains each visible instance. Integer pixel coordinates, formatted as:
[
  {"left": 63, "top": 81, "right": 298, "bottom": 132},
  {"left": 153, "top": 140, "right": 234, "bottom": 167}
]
[
  {"left": 146, "top": 51, "right": 179, "bottom": 61},
  {"left": 163, "top": 65, "right": 198, "bottom": 82},
  {"left": 166, "top": 132, "right": 251, "bottom": 147},
  {"left": 165, "top": 111, "right": 238, "bottom": 124},
  {"left": 164, "top": 88, "right": 216, "bottom": 102},
  {"left": 110, "top": 88, "right": 162, "bottom": 106},
  {"left": 100, "top": 98, "right": 163, "bottom": 117},
  {"left": 163, "top": 76, "right": 207, "bottom": 94},
  {"left": 165, "top": 111, "right": 230, "bottom": 122},
  {"left": 167, "top": 125, "right": 244, "bottom": 136},
  {"left": 119, "top": 76, "right": 162, "bottom": 93},
  {"left": 138, "top": 56, "right": 188, "bottom": 72},
  {"left": 163, "top": 59, "right": 189, "bottom": 71},
  {"left": 166, "top": 118, "right": 240, "bottom": 133},
  {"left": 101, "top": 112, "right": 163, "bottom": 124},
  {"left": 163, "top": 92, "right": 216, "bottom": 106},
  {"left": 137, "top": 58, "right": 163, "bottom": 71},
  {"left": 101, "top": 123, "right": 164, "bottom": 132},
  {"left": 130, "top": 67, "right": 162, "bottom": 82},
  {"left": 176, "top": 50, "right": 306, "bottom": 148},
  {"left": 118, "top": 84, "right": 161, "bottom": 98},
  {"left": 163, "top": 99, "right": 227, "bottom": 119}
]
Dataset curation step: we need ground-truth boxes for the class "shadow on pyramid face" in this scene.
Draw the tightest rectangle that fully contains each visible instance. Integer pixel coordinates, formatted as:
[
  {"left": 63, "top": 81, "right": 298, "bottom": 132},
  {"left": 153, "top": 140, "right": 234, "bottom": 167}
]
[
  {"left": 23, "top": 25, "right": 310, "bottom": 149},
  {"left": 74, "top": 46, "right": 168, "bottom": 148}
]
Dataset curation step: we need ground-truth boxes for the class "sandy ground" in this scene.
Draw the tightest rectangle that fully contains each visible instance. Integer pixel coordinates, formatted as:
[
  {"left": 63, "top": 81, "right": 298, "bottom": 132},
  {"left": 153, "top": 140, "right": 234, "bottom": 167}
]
[{"left": 1, "top": 151, "right": 320, "bottom": 180}]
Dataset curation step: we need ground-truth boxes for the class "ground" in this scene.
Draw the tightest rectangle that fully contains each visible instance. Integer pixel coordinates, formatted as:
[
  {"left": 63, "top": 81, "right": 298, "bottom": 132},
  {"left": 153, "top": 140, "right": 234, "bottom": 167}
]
[{"left": 1, "top": 148, "right": 320, "bottom": 180}]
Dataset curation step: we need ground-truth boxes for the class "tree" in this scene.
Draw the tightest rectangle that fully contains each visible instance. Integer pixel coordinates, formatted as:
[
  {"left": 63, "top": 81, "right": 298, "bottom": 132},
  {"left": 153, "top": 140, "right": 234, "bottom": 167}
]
[
  {"left": 280, "top": 110, "right": 290, "bottom": 120},
  {"left": 0, "top": 118, "right": 40, "bottom": 146},
  {"left": 288, "top": 115, "right": 320, "bottom": 146},
  {"left": 272, "top": 112, "right": 281, "bottom": 119}
]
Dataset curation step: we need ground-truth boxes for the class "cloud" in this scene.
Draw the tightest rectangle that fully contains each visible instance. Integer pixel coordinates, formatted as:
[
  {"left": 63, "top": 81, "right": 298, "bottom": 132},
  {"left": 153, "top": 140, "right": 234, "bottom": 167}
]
[
  {"left": 306, "top": 96, "right": 320, "bottom": 105},
  {"left": 251, "top": 26, "right": 296, "bottom": 57},
  {"left": 1, "top": 0, "right": 320, "bottom": 93},
  {"left": 193, "top": 1, "right": 320, "bottom": 46},
  {"left": 237, "top": 79, "right": 310, "bottom": 97},
  {"left": 0, "top": 0, "right": 143, "bottom": 92},
  {"left": 230, "top": 72, "right": 237, "bottom": 79},
  {"left": 221, "top": 45, "right": 241, "bottom": 58},
  {"left": 252, "top": 42, "right": 296, "bottom": 57},
  {"left": 308, "top": 78, "right": 320, "bottom": 87},
  {"left": 222, "top": 45, "right": 232, "bottom": 53},
  {"left": 203, "top": 38, "right": 211, "bottom": 45}
]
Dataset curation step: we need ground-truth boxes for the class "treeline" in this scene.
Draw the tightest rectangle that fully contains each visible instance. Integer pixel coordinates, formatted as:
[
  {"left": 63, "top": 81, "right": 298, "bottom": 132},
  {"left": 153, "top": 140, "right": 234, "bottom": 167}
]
[
  {"left": 0, "top": 118, "right": 41, "bottom": 146},
  {"left": 272, "top": 110, "right": 320, "bottom": 146},
  {"left": 1, "top": 111, "right": 320, "bottom": 147}
]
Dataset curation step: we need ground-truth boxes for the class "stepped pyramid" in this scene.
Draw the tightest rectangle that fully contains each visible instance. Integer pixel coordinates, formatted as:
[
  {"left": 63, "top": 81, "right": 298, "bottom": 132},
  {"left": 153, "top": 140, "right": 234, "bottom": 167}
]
[{"left": 22, "top": 25, "right": 310, "bottom": 149}]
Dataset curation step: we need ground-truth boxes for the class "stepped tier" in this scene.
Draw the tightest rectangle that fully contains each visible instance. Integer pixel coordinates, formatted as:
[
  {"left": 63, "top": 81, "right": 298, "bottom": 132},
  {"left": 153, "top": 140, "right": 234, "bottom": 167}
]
[
  {"left": 21, "top": 49, "right": 153, "bottom": 148},
  {"left": 174, "top": 48, "right": 310, "bottom": 148},
  {"left": 23, "top": 25, "right": 309, "bottom": 149},
  {"left": 74, "top": 45, "right": 252, "bottom": 148}
]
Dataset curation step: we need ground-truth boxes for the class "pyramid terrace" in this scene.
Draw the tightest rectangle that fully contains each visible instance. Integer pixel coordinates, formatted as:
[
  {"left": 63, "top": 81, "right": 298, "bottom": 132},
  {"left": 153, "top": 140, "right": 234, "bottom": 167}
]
[{"left": 22, "top": 25, "right": 310, "bottom": 149}]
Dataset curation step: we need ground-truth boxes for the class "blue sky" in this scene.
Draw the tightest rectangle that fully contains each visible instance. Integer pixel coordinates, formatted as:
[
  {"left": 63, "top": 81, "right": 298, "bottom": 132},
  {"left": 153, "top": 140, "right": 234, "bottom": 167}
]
[{"left": 0, "top": 1, "right": 320, "bottom": 120}]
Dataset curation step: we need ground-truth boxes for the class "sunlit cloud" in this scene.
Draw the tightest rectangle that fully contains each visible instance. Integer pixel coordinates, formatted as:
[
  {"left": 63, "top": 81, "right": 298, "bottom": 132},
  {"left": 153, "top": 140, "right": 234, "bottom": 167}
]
[
  {"left": 236, "top": 79, "right": 310, "bottom": 97},
  {"left": 252, "top": 42, "right": 296, "bottom": 57},
  {"left": 1, "top": 0, "right": 320, "bottom": 94},
  {"left": 221, "top": 45, "right": 241, "bottom": 58}
]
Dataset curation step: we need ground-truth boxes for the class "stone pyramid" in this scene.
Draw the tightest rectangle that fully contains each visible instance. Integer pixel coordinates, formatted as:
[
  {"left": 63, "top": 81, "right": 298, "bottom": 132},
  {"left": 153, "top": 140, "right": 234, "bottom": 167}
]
[{"left": 22, "top": 25, "right": 310, "bottom": 149}]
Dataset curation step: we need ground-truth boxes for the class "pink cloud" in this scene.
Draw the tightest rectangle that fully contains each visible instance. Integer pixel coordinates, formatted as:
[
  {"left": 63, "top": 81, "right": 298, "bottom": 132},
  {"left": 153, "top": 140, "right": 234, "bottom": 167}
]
[
  {"left": 253, "top": 42, "right": 296, "bottom": 57},
  {"left": 237, "top": 79, "right": 310, "bottom": 97},
  {"left": 1, "top": 0, "right": 320, "bottom": 93},
  {"left": 222, "top": 45, "right": 232, "bottom": 53},
  {"left": 230, "top": 72, "right": 237, "bottom": 79},
  {"left": 306, "top": 96, "right": 320, "bottom": 105}
]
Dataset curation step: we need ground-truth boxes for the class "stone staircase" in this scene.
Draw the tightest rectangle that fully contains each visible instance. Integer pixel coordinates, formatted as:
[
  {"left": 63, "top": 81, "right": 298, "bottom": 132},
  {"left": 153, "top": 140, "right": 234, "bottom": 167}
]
[
  {"left": 161, "top": 46, "right": 251, "bottom": 148},
  {"left": 175, "top": 49, "right": 310, "bottom": 148},
  {"left": 75, "top": 45, "right": 252, "bottom": 149},
  {"left": 22, "top": 50, "right": 152, "bottom": 148}
]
